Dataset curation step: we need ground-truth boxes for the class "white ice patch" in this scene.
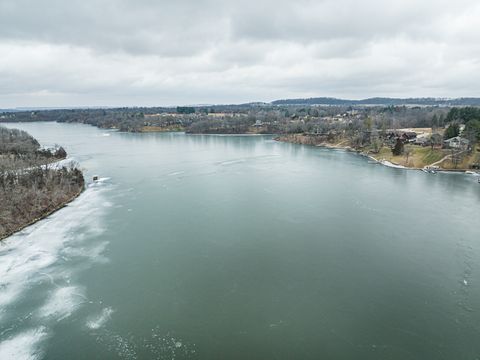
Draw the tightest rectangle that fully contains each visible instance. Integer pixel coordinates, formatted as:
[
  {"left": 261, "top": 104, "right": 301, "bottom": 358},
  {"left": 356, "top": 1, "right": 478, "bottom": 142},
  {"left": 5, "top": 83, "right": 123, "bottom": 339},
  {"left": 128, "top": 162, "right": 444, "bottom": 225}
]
[
  {"left": 86, "top": 307, "right": 114, "bottom": 330},
  {"left": 39, "top": 286, "right": 86, "bottom": 321},
  {"left": 0, "top": 182, "right": 110, "bottom": 314},
  {"left": 0, "top": 327, "right": 48, "bottom": 360},
  {"left": 90, "top": 177, "right": 111, "bottom": 187},
  {"left": 380, "top": 160, "right": 407, "bottom": 169},
  {"left": 62, "top": 240, "right": 110, "bottom": 264},
  {"left": 0, "top": 282, "right": 24, "bottom": 313},
  {"left": 46, "top": 157, "right": 77, "bottom": 170}
]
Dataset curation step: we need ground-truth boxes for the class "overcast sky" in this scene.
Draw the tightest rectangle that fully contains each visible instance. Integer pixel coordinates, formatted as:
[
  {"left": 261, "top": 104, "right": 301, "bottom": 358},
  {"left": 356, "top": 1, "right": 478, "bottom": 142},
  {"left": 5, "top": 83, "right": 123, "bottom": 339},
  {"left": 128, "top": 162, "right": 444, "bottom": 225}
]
[{"left": 0, "top": 0, "right": 479, "bottom": 107}]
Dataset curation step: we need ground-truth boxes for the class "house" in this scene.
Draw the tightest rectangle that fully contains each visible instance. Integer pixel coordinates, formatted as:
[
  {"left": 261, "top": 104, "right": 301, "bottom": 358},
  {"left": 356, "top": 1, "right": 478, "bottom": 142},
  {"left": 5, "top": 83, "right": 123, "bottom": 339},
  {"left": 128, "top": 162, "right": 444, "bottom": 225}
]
[
  {"left": 385, "top": 131, "right": 417, "bottom": 145},
  {"left": 443, "top": 136, "right": 470, "bottom": 150},
  {"left": 414, "top": 137, "right": 428, "bottom": 146},
  {"left": 400, "top": 132, "right": 417, "bottom": 142}
]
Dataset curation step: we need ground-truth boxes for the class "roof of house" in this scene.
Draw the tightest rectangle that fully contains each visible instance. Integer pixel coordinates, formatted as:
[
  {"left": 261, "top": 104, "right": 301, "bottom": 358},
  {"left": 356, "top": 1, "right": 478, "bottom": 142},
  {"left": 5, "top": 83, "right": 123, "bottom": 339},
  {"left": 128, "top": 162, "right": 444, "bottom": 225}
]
[{"left": 444, "top": 136, "right": 469, "bottom": 144}]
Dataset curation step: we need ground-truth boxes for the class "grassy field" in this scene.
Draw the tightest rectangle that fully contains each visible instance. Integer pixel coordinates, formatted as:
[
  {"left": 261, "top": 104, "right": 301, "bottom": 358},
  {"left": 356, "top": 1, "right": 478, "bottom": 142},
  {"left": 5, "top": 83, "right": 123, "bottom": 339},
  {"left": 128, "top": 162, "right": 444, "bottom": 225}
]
[
  {"left": 439, "top": 147, "right": 480, "bottom": 170},
  {"left": 372, "top": 144, "right": 480, "bottom": 170},
  {"left": 372, "top": 146, "right": 447, "bottom": 168}
]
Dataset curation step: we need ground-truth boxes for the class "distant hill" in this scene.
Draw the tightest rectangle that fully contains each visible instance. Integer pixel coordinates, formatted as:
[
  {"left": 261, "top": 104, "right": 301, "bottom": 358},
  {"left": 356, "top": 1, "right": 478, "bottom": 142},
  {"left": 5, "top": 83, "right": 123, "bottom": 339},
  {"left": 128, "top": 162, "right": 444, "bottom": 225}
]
[{"left": 271, "top": 97, "right": 480, "bottom": 106}]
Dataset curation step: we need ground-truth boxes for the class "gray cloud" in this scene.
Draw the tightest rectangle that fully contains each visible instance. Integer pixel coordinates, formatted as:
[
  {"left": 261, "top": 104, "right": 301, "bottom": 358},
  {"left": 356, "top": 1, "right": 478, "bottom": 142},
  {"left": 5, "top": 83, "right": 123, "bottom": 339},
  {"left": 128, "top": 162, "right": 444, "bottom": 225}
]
[{"left": 0, "top": 0, "right": 479, "bottom": 107}]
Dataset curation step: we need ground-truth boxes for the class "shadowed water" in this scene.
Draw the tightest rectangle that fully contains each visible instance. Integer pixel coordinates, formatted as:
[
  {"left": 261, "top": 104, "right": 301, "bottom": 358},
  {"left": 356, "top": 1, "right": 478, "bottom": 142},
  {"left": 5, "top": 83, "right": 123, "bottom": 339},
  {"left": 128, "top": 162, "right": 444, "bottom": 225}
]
[{"left": 1, "top": 122, "right": 480, "bottom": 360}]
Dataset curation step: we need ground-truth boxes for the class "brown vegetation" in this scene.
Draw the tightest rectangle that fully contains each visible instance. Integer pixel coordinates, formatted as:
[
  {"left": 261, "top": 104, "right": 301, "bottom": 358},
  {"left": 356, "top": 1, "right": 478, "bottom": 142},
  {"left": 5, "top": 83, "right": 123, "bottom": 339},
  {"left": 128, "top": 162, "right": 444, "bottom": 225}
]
[{"left": 0, "top": 126, "right": 85, "bottom": 240}]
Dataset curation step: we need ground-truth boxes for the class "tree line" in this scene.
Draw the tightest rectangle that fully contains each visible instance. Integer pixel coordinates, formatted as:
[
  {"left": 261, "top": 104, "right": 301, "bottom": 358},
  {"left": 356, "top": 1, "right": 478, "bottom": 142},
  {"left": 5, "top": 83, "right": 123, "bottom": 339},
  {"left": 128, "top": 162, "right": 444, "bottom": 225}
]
[{"left": 1, "top": 105, "right": 479, "bottom": 146}]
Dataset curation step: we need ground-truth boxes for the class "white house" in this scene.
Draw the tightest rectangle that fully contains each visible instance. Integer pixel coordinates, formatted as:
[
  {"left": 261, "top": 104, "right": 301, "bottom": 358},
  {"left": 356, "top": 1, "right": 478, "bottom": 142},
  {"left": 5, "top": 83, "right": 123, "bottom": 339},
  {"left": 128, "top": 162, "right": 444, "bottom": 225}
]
[{"left": 443, "top": 136, "right": 470, "bottom": 149}]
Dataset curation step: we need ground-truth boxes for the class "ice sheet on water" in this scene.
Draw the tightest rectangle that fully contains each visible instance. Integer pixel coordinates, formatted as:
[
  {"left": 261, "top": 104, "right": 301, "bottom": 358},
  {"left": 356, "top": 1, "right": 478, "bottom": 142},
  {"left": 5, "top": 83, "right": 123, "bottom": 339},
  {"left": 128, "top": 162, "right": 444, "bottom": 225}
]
[
  {"left": 86, "top": 307, "right": 114, "bottom": 330},
  {"left": 62, "top": 240, "right": 110, "bottom": 264},
  {"left": 0, "top": 327, "right": 48, "bottom": 360},
  {"left": 38, "top": 286, "right": 86, "bottom": 321},
  {"left": 0, "top": 185, "right": 109, "bottom": 310},
  {"left": 0, "top": 180, "right": 111, "bottom": 355},
  {"left": 89, "top": 177, "right": 112, "bottom": 188}
]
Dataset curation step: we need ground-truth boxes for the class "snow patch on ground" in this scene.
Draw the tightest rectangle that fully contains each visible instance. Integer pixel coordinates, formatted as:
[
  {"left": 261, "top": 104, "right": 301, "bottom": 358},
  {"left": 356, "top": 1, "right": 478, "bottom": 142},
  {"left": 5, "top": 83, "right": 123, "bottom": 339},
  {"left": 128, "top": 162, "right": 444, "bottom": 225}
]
[{"left": 380, "top": 160, "right": 407, "bottom": 169}]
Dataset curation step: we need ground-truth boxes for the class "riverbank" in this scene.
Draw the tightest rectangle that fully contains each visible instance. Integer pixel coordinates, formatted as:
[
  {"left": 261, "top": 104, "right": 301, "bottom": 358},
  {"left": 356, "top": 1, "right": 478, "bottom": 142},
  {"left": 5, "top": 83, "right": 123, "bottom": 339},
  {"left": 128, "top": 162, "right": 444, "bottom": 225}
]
[
  {"left": 141, "top": 125, "right": 185, "bottom": 132},
  {"left": 275, "top": 133, "right": 480, "bottom": 173},
  {"left": 185, "top": 126, "right": 273, "bottom": 135},
  {"left": 0, "top": 126, "right": 85, "bottom": 240},
  {"left": 0, "top": 185, "right": 84, "bottom": 241}
]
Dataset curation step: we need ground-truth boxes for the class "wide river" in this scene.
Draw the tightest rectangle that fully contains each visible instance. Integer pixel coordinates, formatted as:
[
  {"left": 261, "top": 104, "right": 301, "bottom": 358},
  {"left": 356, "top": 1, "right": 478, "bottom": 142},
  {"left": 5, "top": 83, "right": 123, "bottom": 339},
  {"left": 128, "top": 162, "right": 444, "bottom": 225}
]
[{"left": 1, "top": 122, "right": 480, "bottom": 359}]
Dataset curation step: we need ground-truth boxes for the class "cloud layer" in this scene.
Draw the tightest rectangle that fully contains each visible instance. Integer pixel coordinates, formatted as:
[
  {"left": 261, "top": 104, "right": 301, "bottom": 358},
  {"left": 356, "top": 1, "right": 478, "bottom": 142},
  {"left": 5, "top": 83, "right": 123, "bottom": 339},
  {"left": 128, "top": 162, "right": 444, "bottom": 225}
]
[{"left": 1, "top": 0, "right": 479, "bottom": 107}]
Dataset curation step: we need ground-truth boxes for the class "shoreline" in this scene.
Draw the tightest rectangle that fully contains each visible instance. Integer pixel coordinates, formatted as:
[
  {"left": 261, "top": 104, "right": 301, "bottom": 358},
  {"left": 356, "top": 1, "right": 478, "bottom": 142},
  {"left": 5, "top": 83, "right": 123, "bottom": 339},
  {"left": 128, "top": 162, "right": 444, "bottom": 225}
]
[
  {"left": 0, "top": 156, "right": 84, "bottom": 241},
  {"left": 2, "top": 121, "right": 476, "bottom": 174},
  {"left": 114, "top": 129, "right": 480, "bottom": 174},
  {"left": 0, "top": 185, "right": 85, "bottom": 241},
  {"left": 274, "top": 135, "right": 477, "bottom": 174}
]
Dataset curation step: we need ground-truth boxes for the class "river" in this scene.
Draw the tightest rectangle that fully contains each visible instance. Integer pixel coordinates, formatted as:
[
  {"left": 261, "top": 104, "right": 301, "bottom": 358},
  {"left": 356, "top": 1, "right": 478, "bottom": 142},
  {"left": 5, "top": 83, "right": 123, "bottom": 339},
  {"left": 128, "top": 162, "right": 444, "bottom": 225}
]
[{"left": 1, "top": 122, "right": 480, "bottom": 359}]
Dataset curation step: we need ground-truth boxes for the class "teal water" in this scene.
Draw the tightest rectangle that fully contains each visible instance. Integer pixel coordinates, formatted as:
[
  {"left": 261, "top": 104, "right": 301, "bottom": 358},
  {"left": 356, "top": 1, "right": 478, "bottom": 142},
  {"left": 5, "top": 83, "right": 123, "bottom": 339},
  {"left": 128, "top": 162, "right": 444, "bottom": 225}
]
[{"left": 1, "top": 122, "right": 480, "bottom": 360}]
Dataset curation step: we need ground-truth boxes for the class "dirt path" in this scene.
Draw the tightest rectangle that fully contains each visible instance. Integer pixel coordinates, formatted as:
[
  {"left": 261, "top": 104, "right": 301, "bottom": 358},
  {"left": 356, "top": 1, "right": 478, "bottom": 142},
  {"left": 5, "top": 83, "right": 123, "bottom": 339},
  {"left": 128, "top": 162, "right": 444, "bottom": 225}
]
[
  {"left": 425, "top": 150, "right": 466, "bottom": 168},
  {"left": 427, "top": 154, "right": 452, "bottom": 167}
]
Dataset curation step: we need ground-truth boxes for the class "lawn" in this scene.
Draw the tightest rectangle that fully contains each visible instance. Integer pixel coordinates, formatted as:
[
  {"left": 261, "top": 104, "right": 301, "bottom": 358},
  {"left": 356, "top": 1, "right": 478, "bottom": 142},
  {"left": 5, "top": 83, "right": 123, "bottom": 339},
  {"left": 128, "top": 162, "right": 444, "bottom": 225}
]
[{"left": 371, "top": 145, "right": 446, "bottom": 168}]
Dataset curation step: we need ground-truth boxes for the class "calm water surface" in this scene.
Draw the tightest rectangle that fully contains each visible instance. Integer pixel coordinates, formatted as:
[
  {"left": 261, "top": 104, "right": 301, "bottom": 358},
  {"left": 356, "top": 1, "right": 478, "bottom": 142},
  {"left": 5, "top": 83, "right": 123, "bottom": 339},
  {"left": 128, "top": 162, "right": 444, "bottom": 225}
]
[{"left": 1, "top": 122, "right": 480, "bottom": 359}]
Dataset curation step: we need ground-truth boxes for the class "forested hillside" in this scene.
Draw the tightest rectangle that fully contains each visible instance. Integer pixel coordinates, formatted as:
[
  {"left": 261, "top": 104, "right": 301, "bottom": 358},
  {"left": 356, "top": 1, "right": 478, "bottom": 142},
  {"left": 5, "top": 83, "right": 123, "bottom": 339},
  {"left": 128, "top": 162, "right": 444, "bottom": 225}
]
[{"left": 0, "top": 126, "right": 84, "bottom": 239}]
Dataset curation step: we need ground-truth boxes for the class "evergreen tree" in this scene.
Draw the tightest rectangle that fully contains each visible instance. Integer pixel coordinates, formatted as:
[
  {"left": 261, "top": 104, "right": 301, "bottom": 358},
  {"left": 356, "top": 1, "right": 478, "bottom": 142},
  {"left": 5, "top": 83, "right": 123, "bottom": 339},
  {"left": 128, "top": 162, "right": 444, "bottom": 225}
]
[
  {"left": 444, "top": 123, "right": 460, "bottom": 139},
  {"left": 392, "top": 138, "right": 404, "bottom": 156}
]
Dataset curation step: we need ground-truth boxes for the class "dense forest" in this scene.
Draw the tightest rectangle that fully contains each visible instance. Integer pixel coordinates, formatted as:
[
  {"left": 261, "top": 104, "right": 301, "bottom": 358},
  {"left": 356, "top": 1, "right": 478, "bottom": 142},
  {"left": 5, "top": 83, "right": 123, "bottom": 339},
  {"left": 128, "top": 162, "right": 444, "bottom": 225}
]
[
  {"left": 1, "top": 104, "right": 479, "bottom": 139},
  {"left": 0, "top": 126, "right": 84, "bottom": 239},
  {"left": 0, "top": 103, "right": 456, "bottom": 133}
]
